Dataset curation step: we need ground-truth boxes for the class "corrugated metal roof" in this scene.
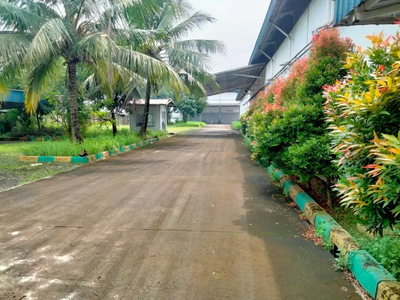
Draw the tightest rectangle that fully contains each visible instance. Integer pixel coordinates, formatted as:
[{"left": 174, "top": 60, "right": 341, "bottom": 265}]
[
  {"left": 128, "top": 99, "right": 174, "bottom": 106},
  {"left": 235, "top": 0, "right": 311, "bottom": 100},
  {"left": 335, "top": 0, "right": 400, "bottom": 25},
  {"left": 205, "top": 64, "right": 265, "bottom": 96}
]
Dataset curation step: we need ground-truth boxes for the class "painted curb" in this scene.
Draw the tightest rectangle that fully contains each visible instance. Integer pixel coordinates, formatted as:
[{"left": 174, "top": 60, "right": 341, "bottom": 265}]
[
  {"left": 18, "top": 135, "right": 172, "bottom": 164},
  {"left": 271, "top": 167, "right": 400, "bottom": 299},
  {"left": 239, "top": 133, "right": 400, "bottom": 299}
]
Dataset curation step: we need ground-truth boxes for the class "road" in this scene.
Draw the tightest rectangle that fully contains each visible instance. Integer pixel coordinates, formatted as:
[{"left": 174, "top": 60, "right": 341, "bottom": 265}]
[{"left": 0, "top": 125, "right": 359, "bottom": 300}]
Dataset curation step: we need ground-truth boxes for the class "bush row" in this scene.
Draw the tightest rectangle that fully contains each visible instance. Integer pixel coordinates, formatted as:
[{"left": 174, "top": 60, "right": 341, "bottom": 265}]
[{"left": 240, "top": 28, "right": 400, "bottom": 233}]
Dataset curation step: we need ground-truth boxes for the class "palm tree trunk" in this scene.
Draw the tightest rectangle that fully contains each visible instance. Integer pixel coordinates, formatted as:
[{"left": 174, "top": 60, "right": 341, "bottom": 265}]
[
  {"left": 67, "top": 60, "right": 83, "bottom": 142},
  {"left": 139, "top": 80, "right": 151, "bottom": 136},
  {"left": 111, "top": 110, "right": 117, "bottom": 137},
  {"left": 36, "top": 114, "right": 41, "bottom": 130}
]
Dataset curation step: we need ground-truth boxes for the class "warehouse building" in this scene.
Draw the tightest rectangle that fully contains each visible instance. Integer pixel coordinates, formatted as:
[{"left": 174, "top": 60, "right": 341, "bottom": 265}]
[{"left": 204, "top": 0, "right": 400, "bottom": 114}]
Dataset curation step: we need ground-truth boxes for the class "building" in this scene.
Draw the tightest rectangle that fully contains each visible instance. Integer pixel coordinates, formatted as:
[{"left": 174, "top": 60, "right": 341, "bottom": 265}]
[
  {"left": 0, "top": 90, "right": 24, "bottom": 110},
  {"left": 190, "top": 97, "right": 240, "bottom": 124},
  {"left": 129, "top": 99, "right": 173, "bottom": 132},
  {"left": 204, "top": 0, "right": 400, "bottom": 114}
]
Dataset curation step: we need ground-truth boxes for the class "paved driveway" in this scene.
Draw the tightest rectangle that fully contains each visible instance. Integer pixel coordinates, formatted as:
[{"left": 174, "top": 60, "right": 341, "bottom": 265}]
[{"left": 0, "top": 125, "right": 358, "bottom": 299}]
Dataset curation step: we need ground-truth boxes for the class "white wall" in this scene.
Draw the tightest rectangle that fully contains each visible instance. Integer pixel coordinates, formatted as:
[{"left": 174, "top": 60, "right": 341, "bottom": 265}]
[
  {"left": 240, "top": 0, "right": 399, "bottom": 114},
  {"left": 130, "top": 105, "right": 162, "bottom": 131}
]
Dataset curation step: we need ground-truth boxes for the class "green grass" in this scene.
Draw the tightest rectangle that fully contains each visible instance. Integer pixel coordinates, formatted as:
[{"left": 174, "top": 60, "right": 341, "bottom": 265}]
[
  {"left": 0, "top": 125, "right": 167, "bottom": 191},
  {"left": 169, "top": 121, "right": 206, "bottom": 128},
  {"left": 0, "top": 126, "right": 167, "bottom": 157},
  {"left": 167, "top": 121, "right": 206, "bottom": 134},
  {"left": 232, "top": 121, "right": 241, "bottom": 130},
  {"left": 332, "top": 207, "right": 400, "bottom": 280},
  {"left": 0, "top": 153, "right": 77, "bottom": 192}
]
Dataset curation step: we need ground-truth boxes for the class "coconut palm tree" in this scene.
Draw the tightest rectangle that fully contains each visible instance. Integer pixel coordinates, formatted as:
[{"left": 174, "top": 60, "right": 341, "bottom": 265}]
[
  {"left": 0, "top": 0, "right": 185, "bottom": 142},
  {"left": 125, "top": 0, "right": 226, "bottom": 135}
]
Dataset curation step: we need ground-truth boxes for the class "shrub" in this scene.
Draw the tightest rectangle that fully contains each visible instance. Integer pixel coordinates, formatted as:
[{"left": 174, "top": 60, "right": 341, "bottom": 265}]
[
  {"left": 324, "top": 32, "right": 400, "bottom": 233},
  {"left": 243, "top": 28, "right": 352, "bottom": 204},
  {"left": 232, "top": 121, "right": 241, "bottom": 130}
]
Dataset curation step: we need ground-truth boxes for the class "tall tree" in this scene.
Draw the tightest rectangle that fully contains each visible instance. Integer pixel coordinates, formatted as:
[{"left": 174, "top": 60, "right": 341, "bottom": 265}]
[
  {"left": 125, "top": 0, "right": 225, "bottom": 136},
  {"left": 0, "top": 0, "right": 184, "bottom": 142},
  {"left": 175, "top": 96, "right": 207, "bottom": 122}
]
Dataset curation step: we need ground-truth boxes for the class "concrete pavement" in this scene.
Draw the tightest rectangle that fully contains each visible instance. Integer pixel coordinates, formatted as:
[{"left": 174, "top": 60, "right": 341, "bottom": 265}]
[{"left": 0, "top": 125, "right": 359, "bottom": 299}]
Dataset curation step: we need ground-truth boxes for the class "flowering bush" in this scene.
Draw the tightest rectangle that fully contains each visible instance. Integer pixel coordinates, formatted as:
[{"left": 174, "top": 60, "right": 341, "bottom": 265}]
[{"left": 324, "top": 32, "right": 400, "bottom": 233}]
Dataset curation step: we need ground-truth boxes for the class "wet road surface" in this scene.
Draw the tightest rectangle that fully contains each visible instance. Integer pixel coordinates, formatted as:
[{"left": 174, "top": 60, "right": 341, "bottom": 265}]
[{"left": 0, "top": 125, "right": 359, "bottom": 299}]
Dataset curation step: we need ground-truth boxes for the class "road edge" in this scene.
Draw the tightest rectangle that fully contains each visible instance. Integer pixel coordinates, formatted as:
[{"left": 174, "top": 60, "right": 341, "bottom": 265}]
[
  {"left": 18, "top": 136, "right": 173, "bottom": 164},
  {"left": 240, "top": 132, "right": 400, "bottom": 300}
]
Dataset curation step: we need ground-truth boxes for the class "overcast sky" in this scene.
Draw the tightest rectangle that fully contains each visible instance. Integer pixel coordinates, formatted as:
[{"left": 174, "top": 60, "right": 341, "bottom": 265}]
[{"left": 187, "top": 0, "right": 271, "bottom": 74}]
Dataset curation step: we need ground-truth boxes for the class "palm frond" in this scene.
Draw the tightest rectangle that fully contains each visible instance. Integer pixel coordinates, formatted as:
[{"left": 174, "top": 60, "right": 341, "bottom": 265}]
[
  {"left": 0, "top": 0, "right": 45, "bottom": 32},
  {"left": 114, "top": 28, "right": 163, "bottom": 46},
  {"left": 22, "top": 0, "right": 59, "bottom": 19},
  {"left": 169, "top": 11, "right": 216, "bottom": 39},
  {"left": 25, "top": 18, "right": 73, "bottom": 66},
  {"left": 167, "top": 46, "right": 212, "bottom": 71},
  {"left": 0, "top": 32, "right": 32, "bottom": 67},
  {"left": 174, "top": 39, "right": 226, "bottom": 55},
  {"left": 114, "top": 46, "right": 187, "bottom": 93},
  {"left": 24, "top": 55, "right": 60, "bottom": 114}
]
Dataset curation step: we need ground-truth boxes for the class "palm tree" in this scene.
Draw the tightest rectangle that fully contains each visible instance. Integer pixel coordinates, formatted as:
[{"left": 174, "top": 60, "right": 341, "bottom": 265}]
[
  {"left": 125, "top": 0, "right": 226, "bottom": 135},
  {"left": 0, "top": 0, "right": 185, "bottom": 142}
]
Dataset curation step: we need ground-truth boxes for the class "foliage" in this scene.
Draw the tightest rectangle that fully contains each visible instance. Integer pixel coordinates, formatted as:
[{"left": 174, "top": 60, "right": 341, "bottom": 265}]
[
  {"left": 174, "top": 96, "right": 208, "bottom": 122},
  {"left": 333, "top": 207, "right": 400, "bottom": 280},
  {"left": 324, "top": 32, "right": 400, "bottom": 233},
  {"left": 125, "top": 0, "right": 225, "bottom": 135},
  {"left": 232, "top": 121, "right": 241, "bottom": 130},
  {"left": 242, "top": 28, "right": 352, "bottom": 187},
  {"left": 0, "top": 0, "right": 191, "bottom": 142}
]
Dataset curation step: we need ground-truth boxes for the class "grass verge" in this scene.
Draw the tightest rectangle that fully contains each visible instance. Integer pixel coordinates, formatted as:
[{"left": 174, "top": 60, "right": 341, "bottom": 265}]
[
  {"left": 12, "top": 128, "right": 167, "bottom": 157},
  {"left": 169, "top": 121, "right": 206, "bottom": 127},
  {"left": 0, "top": 126, "right": 167, "bottom": 191}
]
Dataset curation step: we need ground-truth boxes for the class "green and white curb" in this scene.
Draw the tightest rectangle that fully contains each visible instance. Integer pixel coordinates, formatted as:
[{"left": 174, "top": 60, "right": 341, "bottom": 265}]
[
  {"left": 19, "top": 136, "right": 171, "bottom": 164},
  {"left": 240, "top": 133, "right": 400, "bottom": 299},
  {"left": 270, "top": 166, "right": 400, "bottom": 299}
]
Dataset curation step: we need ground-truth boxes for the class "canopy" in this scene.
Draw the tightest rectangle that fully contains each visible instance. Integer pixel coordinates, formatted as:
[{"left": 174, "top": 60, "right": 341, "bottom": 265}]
[{"left": 204, "top": 64, "right": 265, "bottom": 97}]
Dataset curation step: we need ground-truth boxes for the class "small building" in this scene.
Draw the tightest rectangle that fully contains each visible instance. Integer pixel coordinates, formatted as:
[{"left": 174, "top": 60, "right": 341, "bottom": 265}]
[
  {"left": 1, "top": 90, "right": 24, "bottom": 110},
  {"left": 129, "top": 99, "right": 174, "bottom": 132}
]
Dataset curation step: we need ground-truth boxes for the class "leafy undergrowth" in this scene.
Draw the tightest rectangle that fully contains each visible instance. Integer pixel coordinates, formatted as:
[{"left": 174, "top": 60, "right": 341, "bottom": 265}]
[
  {"left": 332, "top": 208, "right": 400, "bottom": 281},
  {"left": 0, "top": 154, "right": 77, "bottom": 192}
]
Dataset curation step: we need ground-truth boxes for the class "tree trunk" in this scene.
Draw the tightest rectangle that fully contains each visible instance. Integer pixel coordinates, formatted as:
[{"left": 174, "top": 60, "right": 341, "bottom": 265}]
[
  {"left": 67, "top": 60, "right": 83, "bottom": 142},
  {"left": 326, "top": 177, "right": 332, "bottom": 208},
  {"left": 36, "top": 114, "right": 41, "bottom": 131},
  {"left": 139, "top": 80, "right": 151, "bottom": 136},
  {"left": 111, "top": 110, "right": 117, "bottom": 137}
]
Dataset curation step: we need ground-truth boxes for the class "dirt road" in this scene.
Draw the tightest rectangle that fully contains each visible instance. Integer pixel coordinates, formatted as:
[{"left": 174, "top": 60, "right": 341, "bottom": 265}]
[{"left": 0, "top": 125, "right": 359, "bottom": 299}]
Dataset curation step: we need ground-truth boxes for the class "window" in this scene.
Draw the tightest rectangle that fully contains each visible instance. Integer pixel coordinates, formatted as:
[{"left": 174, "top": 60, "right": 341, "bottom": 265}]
[
  {"left": 136, "top": 114, "right": 155, "bottom": 127},
  {"left": 162, "top": 111, "right": 166, "bottom": 119}
]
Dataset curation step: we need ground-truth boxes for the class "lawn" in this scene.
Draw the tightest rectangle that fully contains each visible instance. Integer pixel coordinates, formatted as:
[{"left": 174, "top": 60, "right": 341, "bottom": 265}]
[
  {"left": 167, "top": 121, "right": 206, "bottom": 134},
  {"left": 0, "top": 126, "right": 167, "bottom": 192}
]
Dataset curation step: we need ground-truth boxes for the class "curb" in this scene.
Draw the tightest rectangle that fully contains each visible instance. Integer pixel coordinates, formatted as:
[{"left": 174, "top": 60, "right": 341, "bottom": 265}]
[
  {"left": 19, "top": 136, "right": 171, "bottom": 164},
  {"left": 271, "top": 168, "right": 399, "bottom": 299},
  {"left": 240, "top": 133, "right": 400, "bottom": 299}
]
